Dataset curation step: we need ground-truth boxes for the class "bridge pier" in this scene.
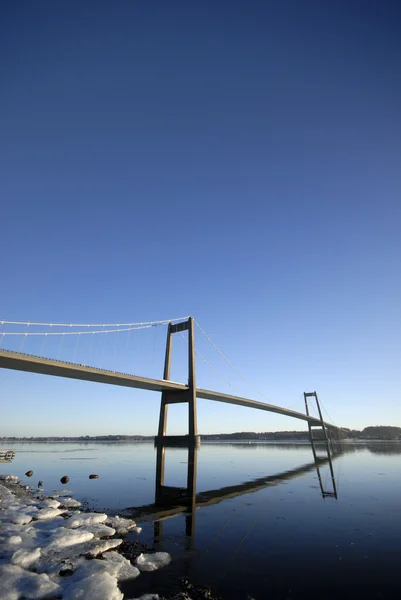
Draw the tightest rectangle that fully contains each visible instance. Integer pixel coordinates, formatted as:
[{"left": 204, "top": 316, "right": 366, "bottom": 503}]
[{"left": 155, "top": 317, "right": 200, "bottom": 447}]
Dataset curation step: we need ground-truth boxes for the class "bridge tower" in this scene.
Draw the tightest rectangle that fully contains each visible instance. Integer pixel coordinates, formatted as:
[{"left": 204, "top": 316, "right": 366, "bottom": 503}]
[
  {"left": 304, "top": 391, "right": 337, "bottom": 498},
  {"left": 155, "top": 317, "right": 200, "bottom": 447}
]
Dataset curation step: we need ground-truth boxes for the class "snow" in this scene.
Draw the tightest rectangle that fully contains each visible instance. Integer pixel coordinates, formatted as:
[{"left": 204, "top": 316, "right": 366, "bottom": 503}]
[
  {"left": 81, "top": 522, "right": 116, "bottom": 537},
  {"left": 63, "top": 571, "right": 123, "bottom": 600},
  {"left": 30, "top": 516, "right": 65, "bottom": 533},
  {"left": 85, "top": 537, "right": 123, "bottom": 556},
  {"left": 61, "top": 554, "right": 140, "bottom": 599},
  {"left": 58, "top": 497, "right": 81, "bottom": 508},
  {"left": 0, "top": 479, "right": 173, "bottom": 600},
  {"left": 11, "top": 547, "right": 41, "bottom": 568},
  {"left": 10, "top": 512, "right": 33, "bottom": 525},
  {"left": 41, "top": 498, "right": 61, "bottom": 509},
  {"left": 0, "top": 564, "right": 61, "bottom": 600},
  {"left": 106, "top": 515, "right": 140, "bottom": 535},
  {"left": 8, "top": 536, "right": 22, "bottom": 545},
  {"left": 45, "top": 526, "right": 94, "bottom": 549},
  {"left": 65, "top": 511, "right": 108, "bottom": 528},
  {"left": 135, "top": 552, "right": 171, "bottom": 572},
  {"left": 103, "top": 551, "right": 141, "bottom": 581},
  {"left": 34, "top": 507, "right": 67, "bottom": 520}
]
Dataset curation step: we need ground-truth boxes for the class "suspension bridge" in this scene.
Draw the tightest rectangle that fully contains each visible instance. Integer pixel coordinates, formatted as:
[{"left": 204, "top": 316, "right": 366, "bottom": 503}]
[{"left": 0, "top": 316, "right": 341, "bottom": 445}]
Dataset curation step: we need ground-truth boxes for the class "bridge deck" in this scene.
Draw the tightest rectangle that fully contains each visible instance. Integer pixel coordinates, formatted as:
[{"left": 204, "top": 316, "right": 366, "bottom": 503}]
[{"left": 0, "top": 350, "right": 329, "bottom": 428}]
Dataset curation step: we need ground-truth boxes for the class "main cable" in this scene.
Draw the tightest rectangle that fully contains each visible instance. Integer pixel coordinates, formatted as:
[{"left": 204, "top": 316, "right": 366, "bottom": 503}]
[
  {"left": 0, "top": 324, "right": 155, "bottom": 336},
  {"left": 0, "top": 316, "right": 189, "bottom": 328}
]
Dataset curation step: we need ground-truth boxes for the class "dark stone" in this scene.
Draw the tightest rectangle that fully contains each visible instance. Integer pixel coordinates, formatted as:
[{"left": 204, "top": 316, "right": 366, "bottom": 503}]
[
  {"left": 60, "top": 475, "right": 69, "bottom": 484},
  {"left": 38, "top": 481, "right": 43, "bottom": 487},
  {"left": 89, "top": 474, "right": 99, "bottom": 479},
  {"left": 25, "top": 470, "right": 33, "bottom": 477}
]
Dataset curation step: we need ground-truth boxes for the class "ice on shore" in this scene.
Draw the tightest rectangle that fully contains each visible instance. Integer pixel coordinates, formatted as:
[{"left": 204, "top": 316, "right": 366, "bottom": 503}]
[
  {"left": 0, "top": 564, "right": 61, "bottom": 600},
  {"left": 34, "top": 507, "right": 67, "bottom": 520},
  {"left": 63, "top": 571, "right": 123, "bottom": 600},
  {"left": 135, "top": 552, "right": 171, "bottom": 572},
  {"left": 82, "top": 522, "right": 116, "bottom": 537},
  {"left": 85, "top": 537, "right": 123, "bottom": 556},
  {"left": 72, "top": 552, "right": 140, "bottom": 582},
  {"left": 1, "top": 479, "right": 172, "bottom": 600},
  {"left": 45, "top": 526, "right": 94, "bottom": 549},
  {"left": 41, "top": 498, "right": 61, "bottom": 509},
  {"left": 65, "top": 511, "right": 108, "bottom": 528},
  {"left": 106, "top": 515, "right": 140, "bottom": 535},
  {"left": 58, "top": 497, "right": 81, "bottom": 508},
  {"left": 8, "top": 536, "right": 22, "bottom": 545},
  {"left": 11, "top": 547, "right": 41, "bottom": 568},
  {"left": 103, "top": 551, "right": 141, "bottom": 581},
  {"left": 9, "top": 511, "right": 34, "bottom": 525},
  {"left": 61, "top": 555, "right": 140, "bottom": 600}
]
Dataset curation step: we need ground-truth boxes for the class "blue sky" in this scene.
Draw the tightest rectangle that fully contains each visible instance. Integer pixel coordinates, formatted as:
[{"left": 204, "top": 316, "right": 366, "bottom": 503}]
[{"left": 1, "top": 1, "right": 400, "bottom": 436}]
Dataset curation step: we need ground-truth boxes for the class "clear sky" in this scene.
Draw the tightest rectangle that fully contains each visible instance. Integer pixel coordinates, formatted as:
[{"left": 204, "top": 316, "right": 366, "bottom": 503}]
[{"left": 1, "top": 1, "right": 400, "bottom": 437}]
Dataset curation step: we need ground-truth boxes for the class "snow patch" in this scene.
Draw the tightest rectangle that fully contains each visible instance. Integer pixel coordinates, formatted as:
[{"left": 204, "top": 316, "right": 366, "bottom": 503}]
[
  {"left": 135, "top": 552, "right": 171, "bottom": 572},
  {"left": 8, "top": 536, "right": 22, "bottom": 545},
  {"left": 82, "top": 522, "right": 116, "bottom": 538},
  {"left": 0, "top": 482, "right": 170, "bottom": 600},
  {"left": 0, "top": 564, "right": 61, "bottom": 600},
  {"left": 11, "top": 547, "right": 41, "bottom": 568},
  {"left": 46, "top": 527, "right": 94, "bottom": 549},
  {"left": 85, "top": 537, "right": 123, "bottom": 557},
  {"left": 33, "top": 507, "right": 66, "bottom": 520},
  {"left": 103, "top": 551, "right": 141, "bottom": 581},
  {"left": 63, "top": 571, "right": 123, "bottom": 600},
  {"left": 65, "top": 512, "right": 108, "bottom": 528},
  {"left": 106, "top": 515, "right": 138, "bottom": 535},
  {"left": 10, "top": 512, "right": 33, "bottom": 525},
  {"left": 58, "top": 497, "right": 81, "bottom": 508},
  {"left": 41, "top": 499, "right": 61, "bottom": 509}
]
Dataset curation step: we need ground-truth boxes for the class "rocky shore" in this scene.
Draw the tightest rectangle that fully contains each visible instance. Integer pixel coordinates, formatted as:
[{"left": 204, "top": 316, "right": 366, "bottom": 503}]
[{"left": 0, "top": 474, "right": 173, "bottom": 600}]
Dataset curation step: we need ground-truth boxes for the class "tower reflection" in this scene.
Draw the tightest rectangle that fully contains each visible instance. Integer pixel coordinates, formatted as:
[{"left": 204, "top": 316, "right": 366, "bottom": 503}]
[{"left": 128, "top": 441, "right": 341, "bottom": 547}]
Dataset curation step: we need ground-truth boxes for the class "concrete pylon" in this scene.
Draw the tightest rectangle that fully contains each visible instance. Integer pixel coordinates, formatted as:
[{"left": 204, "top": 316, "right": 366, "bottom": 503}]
[{"left": 155, "top": 317, "right": 200, "bottom": 447}]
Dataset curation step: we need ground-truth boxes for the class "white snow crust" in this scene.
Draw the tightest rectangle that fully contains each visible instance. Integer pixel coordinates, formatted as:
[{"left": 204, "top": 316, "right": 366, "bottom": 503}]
[{"left": 0, "top": 479, "right": 172, "bottom": 599}]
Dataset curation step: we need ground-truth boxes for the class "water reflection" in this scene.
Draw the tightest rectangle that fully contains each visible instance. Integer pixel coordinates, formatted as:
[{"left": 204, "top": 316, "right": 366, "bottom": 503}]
[
  {"left": 365, "top": 443, "right": 401, "bottom": 454},
  {"left": 127, "top": 441, "right": 342, "bottom": 545}
]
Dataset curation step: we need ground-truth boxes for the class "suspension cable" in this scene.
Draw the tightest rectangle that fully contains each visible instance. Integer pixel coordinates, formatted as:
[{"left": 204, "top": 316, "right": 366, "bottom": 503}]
[
  {"left": 194, "top": 320, "right": 274, "bottom": 403},
  {"left": 0, "top": 316, "right": 189, "bottom": 328},
  {"left": 179, "top": 332, "right": 242, "bottom": 394},
  {"left": 0, "top": 325, "right": 155, "bottom": 336},
  {"left": 319, "top": 397, "right": 348, "bottom": 435}
]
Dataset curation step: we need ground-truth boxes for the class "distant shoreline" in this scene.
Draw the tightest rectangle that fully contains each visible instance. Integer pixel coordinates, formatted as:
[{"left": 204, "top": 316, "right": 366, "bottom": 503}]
[
  {"left": 2, "top": 426, "right": 400, "bottom": 443},
  {"left": 1, "top": 438, "right": 401, "bottom": 444}
]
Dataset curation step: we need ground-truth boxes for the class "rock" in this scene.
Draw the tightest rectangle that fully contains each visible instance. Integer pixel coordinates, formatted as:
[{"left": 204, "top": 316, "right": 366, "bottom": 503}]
[
  {"left": 60, "top": 476, "right": 69, "bottom": 484},
  {"left": 89, "top": 474, "right": 99, "bottom": 479},
  {"left": 38, "top": 481, "right": 43, "bottom": 487},
  {"left": 25, "top": 470, "right": 33, "bottom": 477}
]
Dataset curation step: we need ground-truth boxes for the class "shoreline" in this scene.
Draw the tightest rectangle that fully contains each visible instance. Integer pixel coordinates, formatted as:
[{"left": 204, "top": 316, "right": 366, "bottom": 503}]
[{"left": 0, "top": 475, "right": 176, "bottom": 600}]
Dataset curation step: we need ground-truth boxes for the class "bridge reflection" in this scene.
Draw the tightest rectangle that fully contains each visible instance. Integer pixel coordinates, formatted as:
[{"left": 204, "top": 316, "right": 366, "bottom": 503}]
[{"left": 125, "top": 442, "right": 341, "bottom": 544}]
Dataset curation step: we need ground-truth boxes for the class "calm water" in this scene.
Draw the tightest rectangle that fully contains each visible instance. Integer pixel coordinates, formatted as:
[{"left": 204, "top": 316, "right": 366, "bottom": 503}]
[{"left": 1, "top": 441, "right": 401, "bottom": 599}]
